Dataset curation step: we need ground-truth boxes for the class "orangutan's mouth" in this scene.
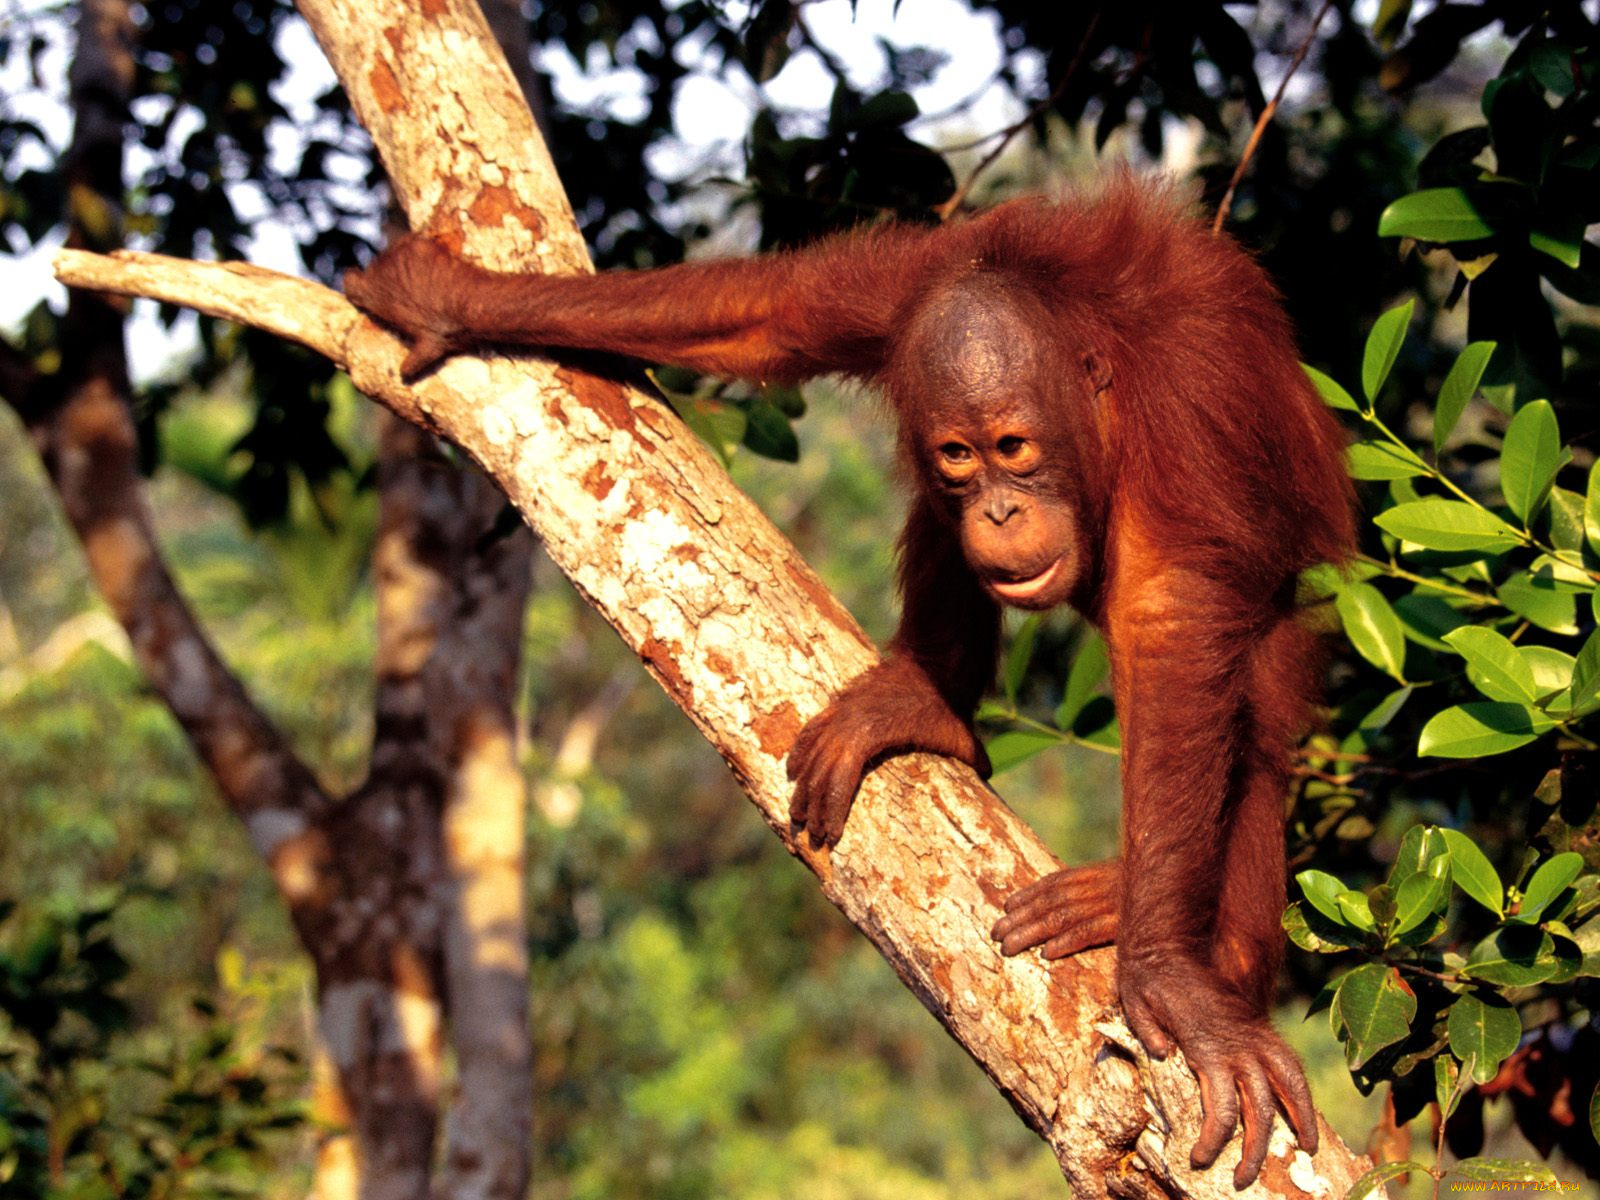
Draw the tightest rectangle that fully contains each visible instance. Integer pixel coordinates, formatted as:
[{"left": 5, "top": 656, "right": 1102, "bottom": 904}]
[{"left": 989, "top": 559, "right": 1063, "bottom": 605}]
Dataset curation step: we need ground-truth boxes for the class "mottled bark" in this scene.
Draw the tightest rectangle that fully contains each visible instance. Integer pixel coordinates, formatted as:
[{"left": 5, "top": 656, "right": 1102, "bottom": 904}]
[
  {"left": 477, "top": 0, "right": 549, "bottom": 136},
  {"left": 54, "top": 1, "right": 1380, "bottom": 1195}
]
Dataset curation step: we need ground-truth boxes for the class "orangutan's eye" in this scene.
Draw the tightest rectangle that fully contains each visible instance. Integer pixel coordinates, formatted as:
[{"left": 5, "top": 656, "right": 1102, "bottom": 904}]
[{"left": 996, "top": 435, "right": 1040, "bottom": 474}]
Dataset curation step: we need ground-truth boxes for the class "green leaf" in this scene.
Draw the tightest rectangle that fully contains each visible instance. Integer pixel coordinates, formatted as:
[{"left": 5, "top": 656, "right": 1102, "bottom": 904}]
[
  {"left": 1054, "top": 630, "right": 1109, "bottom": 729},
  {"left": 741, "top": 396, "right": 800, "bottom": 462},
  {"left": 1442, "top": 625, "right": 1537, "bottom": 704},
  {"left": 1359, "top": 685, "right": 1414, "bottom": 736},
  {"left": 1002, "top": 614, "right": 1040, "bottom": 704},
  {"left": 1447, "top": 993, "right": 1521, "bottom": 1083},
  {"left": 1076, "top": 715, "right": 1120, "bottom": 752},
  {"left": 1348, "top": 440, "right": 1429, "bottom": 480},
  {"left": 1439, "top": 828, "right": 1504, "bottom": 917},
  {"left": 1296, "top": 869, "right": 1349, "bottom": 924},
  {"left": 1283, "top": 902, "right": 1368, "bottom": 953},
  {"left": 836, "top": 88, "right": 918, "bottom": 132},
  {"left": 1542, "top": 935, "right": 1584, "bottom": 989},
  {"left": 1391, "top": 825, "right": 1450, "bottom": 891},
  {"left": 1435, "top": 341, "right": 1496, "bottom": 453},
  {"left": 1362, "top": 300, "right": 1415, "bottom": 403},
  {"left": 1346, "top": 1161, "right": 1429, "bottom": 1200},
  {"left": 1498, "top": 570, "right": 1579, "bottom": 635},
  {"left": 1389, "top": 475, "right": 1423, "bottom": 506},
  {"left": 1392, "top": 861, "right": 1450, "bottom": 938},
  {"left": 1374, "top": 499, "right": 1521, "bottom": 553},
  {"left": 985, "top": 729, "right": 1061, "bottom": 774},
  {"left": 1566, "top": 878, "right": 1600, "bottom": 928},
  {"left": 1378, "top": 187, "right": 1495, "bottom": 242},
  {"left": 1335, "top": 963, "right": 1417, "bottom": 1069},
  {"left": 1303, "top": 363, "right": 1360, "bottom": 413},
  {"left": 1304, "top": 978, "right": 1340, "bottom": 1023},
  {"left": 1451, "top": 1159, "right": 1558, "bottom": 1186},
  {"left": 1530, "top": 40, "right": 1578, "bottom": 96},
  {"left": 1528, "top": 553, "right": 1592, "bottom": 592},
  {"left": 1341, "top": 686, "right": 1415, "bottom": 757},
  {"left": 973, "top": 699, "right": 1011, "bottom": 723},
  {"left": 1521, "top": 645, "right": 1576, "bottom": 715},
  {"left": 761, "top": 382, "right": 806, "bottom": 418},
  {"left": 1337, "top": 584, "right": 1408, "bottom": 680},
  {"left": 1521, "top": 645, "right": 1576, "bottom": 691},
  {"left": 1435, "top": 1054, "right": 1464, "bottom": 1120},
  {"left": 662, "top": 391, "right": 746, "bottom": 465},
  {"left": 1547, "top": 485, "right": 1587, "bottom": 552},
  {"left": 1587, "top": 462, "right": 1600, "bottom": 556},
  {"left": 1371, "top": 0, "right": 1411, "bottom": 42},
  {"left": 1590, "top": 1081, "right": 1599, "bottom": 1145},
  {"left": 1396, "top": 915, "right": 1452, "bottom": 950},
  {"left": 1464, "top": 926, "right": 1555, "bottom": 986},
  {"left": 1368, "top": 882, "right": 1397, "bottom": 932},
  {"left": 1418, "top": 702, "right": 1555, "bottom": 759},
  {"left": 1518, "top": 852, "right": 1584, "bottom": 922},
  {"left": 1394, "top": 593, "right": 1469, "bottom": 650},
  {"left": 1299, "top": 561, "right": 1347, "bottom": 601},
  {"left": 1500, "top": 400, "right": 1564, "bottom": 523},
  {"left": 1337, "top": 890, "right": 1377, "bottom": 932},
  {"left": 1530, "top": 226, "right": 1583, "bottom": 269},
  {"left": 1573, "top": 630, "right": 1600, "bottom": 715}
]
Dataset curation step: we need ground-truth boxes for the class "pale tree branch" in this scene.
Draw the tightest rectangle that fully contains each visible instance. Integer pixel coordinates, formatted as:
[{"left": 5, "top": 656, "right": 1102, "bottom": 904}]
[{"left": 53, "top": 0, "right": 1379, "bottom": 1191}]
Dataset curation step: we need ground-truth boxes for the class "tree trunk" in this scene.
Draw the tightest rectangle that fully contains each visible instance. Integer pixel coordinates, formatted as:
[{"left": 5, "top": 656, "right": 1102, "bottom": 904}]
[{"left": 50, "top": 0, "right": 1383, "bottom": 1196}]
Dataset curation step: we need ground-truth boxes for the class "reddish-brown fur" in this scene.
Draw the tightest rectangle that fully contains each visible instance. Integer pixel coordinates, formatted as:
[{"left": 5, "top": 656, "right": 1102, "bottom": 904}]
[{"left": 345, "top": 179, "right": 1354, "bottom": 1185}]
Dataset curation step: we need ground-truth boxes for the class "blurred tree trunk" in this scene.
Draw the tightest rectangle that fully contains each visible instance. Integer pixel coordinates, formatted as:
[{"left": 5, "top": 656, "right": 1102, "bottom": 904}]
[{"left": 0, "top": 3, "right": 534, "bottom": 1198}]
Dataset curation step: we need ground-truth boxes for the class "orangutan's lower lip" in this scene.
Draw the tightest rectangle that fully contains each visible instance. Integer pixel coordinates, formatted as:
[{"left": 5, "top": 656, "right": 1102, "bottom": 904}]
[{"left": 990, "top": 559, "right": 1062, "bottom": 603}]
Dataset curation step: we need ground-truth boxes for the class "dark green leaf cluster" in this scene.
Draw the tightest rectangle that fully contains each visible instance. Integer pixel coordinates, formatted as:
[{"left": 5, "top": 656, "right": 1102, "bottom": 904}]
[
  {"left": 1377, "top": 9, "right": 1600, "bottom": 397},
  {"left": 1287, "top": 819, "right": 1597, "bottom": 1170},
  {"left": 131, "top": 0, "right": 380, "bottom": 281},
  {"left": 745, "top": 87, "right": 953, "bottom": 248},
  {"left": 0, "top": 895, "right": 306, "bottom": 1198},
  {"left": 977, "top": 5, "right": 1269, "bottom": 157},
  {"left": 1315, "top": 310, "right": 1598, "bottom": 767},
  {"left": 1298, "top": 284, "right": 1600, "bottom": 1176}
]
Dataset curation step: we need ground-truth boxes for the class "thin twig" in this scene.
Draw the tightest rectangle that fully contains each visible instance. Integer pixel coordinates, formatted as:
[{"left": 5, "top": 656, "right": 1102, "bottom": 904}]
[
  {"left": 1211, "top": 0, "right": 1334, "bottom": 237},
  {"left": 1391, "top": 960, "right": 1458, "bottom": 986},
  {"left": 934, "top": 13, "right": 1100, "bottom": 221}
]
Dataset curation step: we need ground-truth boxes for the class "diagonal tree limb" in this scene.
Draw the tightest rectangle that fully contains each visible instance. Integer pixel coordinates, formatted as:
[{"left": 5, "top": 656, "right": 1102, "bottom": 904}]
[{"left": 53, "top": 0, "right": 1379, "bottom": 1191}]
